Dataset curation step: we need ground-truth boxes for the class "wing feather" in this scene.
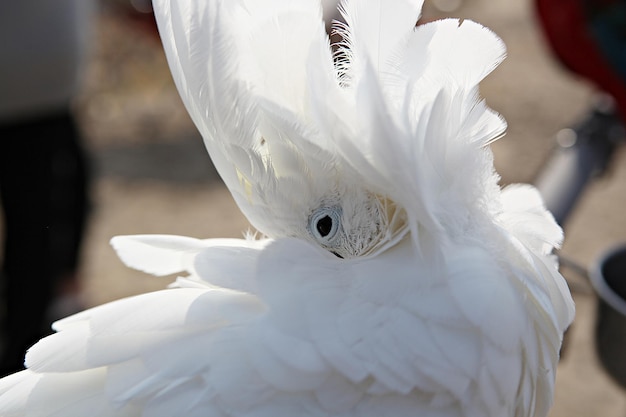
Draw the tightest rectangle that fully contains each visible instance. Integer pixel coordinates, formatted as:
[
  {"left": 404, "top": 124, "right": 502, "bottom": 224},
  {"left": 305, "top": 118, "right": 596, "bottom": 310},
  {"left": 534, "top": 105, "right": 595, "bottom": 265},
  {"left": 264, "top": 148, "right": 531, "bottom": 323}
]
[
  {"left": 1, "top": 233, "right": 570, "bottom": 417},
  {"left": 110, "top": 235, "right": 209, "bottom": 276}
]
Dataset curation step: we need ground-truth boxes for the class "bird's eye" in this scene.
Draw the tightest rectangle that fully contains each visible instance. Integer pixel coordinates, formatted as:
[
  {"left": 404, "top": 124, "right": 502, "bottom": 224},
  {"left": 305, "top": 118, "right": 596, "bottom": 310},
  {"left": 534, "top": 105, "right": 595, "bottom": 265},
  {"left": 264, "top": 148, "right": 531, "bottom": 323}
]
[{"left": 308, "top": 206, "right": 342, "bottom": 245}]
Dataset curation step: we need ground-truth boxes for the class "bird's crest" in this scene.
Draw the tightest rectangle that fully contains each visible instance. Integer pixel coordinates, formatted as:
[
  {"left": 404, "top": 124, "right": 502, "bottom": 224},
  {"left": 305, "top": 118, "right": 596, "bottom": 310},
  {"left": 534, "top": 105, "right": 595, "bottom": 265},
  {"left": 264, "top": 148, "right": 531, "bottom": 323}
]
[{"left": 155, "top": 0, "right": 506, "bottom": 258}]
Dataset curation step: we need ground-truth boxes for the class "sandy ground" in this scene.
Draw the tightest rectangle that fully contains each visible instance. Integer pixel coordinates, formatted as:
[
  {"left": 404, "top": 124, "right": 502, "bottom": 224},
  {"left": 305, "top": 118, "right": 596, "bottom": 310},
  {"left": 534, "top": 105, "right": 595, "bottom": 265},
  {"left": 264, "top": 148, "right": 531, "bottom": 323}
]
[{"left": 19, "top": 0, "right": 626, "bottom": 413}]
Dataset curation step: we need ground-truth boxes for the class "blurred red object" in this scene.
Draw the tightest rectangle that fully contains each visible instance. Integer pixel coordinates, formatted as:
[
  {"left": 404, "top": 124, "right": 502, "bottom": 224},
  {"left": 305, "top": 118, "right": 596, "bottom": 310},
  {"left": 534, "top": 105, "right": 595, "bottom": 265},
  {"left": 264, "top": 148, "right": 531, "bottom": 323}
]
[{"left": 535, "top": 0, "right": 626, "bottom": 121}]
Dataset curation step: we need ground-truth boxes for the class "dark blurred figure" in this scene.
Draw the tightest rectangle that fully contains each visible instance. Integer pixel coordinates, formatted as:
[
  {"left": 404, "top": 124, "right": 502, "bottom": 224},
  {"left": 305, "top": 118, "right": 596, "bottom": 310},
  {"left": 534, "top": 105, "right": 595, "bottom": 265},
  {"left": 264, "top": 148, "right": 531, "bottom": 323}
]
[{"left": 0, "top": 0, "right": 94, "bottom": 375}]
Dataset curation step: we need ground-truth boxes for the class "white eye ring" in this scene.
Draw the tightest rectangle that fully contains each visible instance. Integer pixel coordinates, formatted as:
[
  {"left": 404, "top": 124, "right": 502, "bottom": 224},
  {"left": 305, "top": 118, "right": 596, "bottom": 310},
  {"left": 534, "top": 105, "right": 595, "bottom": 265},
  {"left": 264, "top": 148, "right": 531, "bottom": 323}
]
[{"left": 308, "top": 206, "right": 342, "bottom": 245}]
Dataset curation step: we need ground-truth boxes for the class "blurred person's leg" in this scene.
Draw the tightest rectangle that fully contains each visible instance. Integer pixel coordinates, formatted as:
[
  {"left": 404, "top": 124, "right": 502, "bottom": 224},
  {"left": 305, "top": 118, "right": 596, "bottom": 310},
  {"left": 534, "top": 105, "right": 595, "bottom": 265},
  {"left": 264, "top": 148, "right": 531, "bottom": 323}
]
[
  {"left": 47, "top": 110, "right": 90, "bottom": 322},
  {"left": 0, "top": 109, "right": 89, "bottom": 375}
]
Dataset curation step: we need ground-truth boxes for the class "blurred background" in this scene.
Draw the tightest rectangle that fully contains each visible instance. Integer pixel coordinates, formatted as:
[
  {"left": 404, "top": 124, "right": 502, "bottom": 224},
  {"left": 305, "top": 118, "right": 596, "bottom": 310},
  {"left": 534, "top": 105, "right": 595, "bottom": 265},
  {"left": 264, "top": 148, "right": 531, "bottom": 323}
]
[{"left": 1, "top": 0, "right": 625, "bottom": 413}]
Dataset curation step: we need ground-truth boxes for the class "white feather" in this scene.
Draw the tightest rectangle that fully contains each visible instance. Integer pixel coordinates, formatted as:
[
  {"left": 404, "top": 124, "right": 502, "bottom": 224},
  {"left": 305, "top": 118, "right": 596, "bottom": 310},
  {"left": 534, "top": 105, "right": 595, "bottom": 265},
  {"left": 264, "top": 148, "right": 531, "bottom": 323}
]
[
  {"left": 110, "top": 235, "right": 208, "bottom": 276},
  {"left": 335, "top": 0, "right": 424, "bottom": 82}
]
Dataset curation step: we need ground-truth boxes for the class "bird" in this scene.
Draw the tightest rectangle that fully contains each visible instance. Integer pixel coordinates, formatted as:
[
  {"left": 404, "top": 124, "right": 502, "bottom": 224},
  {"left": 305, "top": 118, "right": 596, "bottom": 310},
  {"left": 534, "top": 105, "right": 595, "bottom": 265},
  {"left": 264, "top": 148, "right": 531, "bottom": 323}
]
[{"left": 0, "top": 0, "right": 575, "bottom": 416}]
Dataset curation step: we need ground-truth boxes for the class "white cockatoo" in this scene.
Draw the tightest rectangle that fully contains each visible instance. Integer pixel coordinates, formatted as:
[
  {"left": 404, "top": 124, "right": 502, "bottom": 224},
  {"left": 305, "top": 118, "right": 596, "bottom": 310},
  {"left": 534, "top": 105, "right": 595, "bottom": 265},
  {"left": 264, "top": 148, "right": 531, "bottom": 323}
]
[{"left": 0, "top": 0, "right": 574, "bottom": 416}]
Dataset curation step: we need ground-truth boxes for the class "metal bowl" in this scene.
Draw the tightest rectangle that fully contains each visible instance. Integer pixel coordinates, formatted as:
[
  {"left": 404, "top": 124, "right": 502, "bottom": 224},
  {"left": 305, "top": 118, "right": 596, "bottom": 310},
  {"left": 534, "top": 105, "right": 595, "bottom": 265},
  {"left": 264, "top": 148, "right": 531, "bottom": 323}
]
[{"left": 590, "top": 244, "right": 626, "bottom": 389}]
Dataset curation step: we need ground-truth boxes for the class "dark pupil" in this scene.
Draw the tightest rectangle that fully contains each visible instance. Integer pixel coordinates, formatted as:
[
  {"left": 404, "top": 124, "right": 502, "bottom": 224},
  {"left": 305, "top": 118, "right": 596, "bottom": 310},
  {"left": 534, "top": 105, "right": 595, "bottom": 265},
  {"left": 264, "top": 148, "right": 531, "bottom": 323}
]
[{"left": 316, "top": 215, "right": 333, "bottom": 237}]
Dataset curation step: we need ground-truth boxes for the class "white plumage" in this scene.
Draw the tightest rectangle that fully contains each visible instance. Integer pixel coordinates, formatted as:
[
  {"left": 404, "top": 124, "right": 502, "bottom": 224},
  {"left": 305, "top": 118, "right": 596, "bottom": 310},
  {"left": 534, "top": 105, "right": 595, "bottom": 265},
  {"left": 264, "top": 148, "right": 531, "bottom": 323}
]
[{"left": 0, "top": 0, "right": 574, "bottom": 416}]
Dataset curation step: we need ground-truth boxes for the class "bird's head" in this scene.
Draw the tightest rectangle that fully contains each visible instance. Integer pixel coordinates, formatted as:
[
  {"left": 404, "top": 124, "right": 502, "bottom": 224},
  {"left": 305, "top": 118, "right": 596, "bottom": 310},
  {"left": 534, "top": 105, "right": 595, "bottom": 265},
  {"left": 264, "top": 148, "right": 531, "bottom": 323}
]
[{"left": 154, "top": 0, "right": 507, "bottom": 259}]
